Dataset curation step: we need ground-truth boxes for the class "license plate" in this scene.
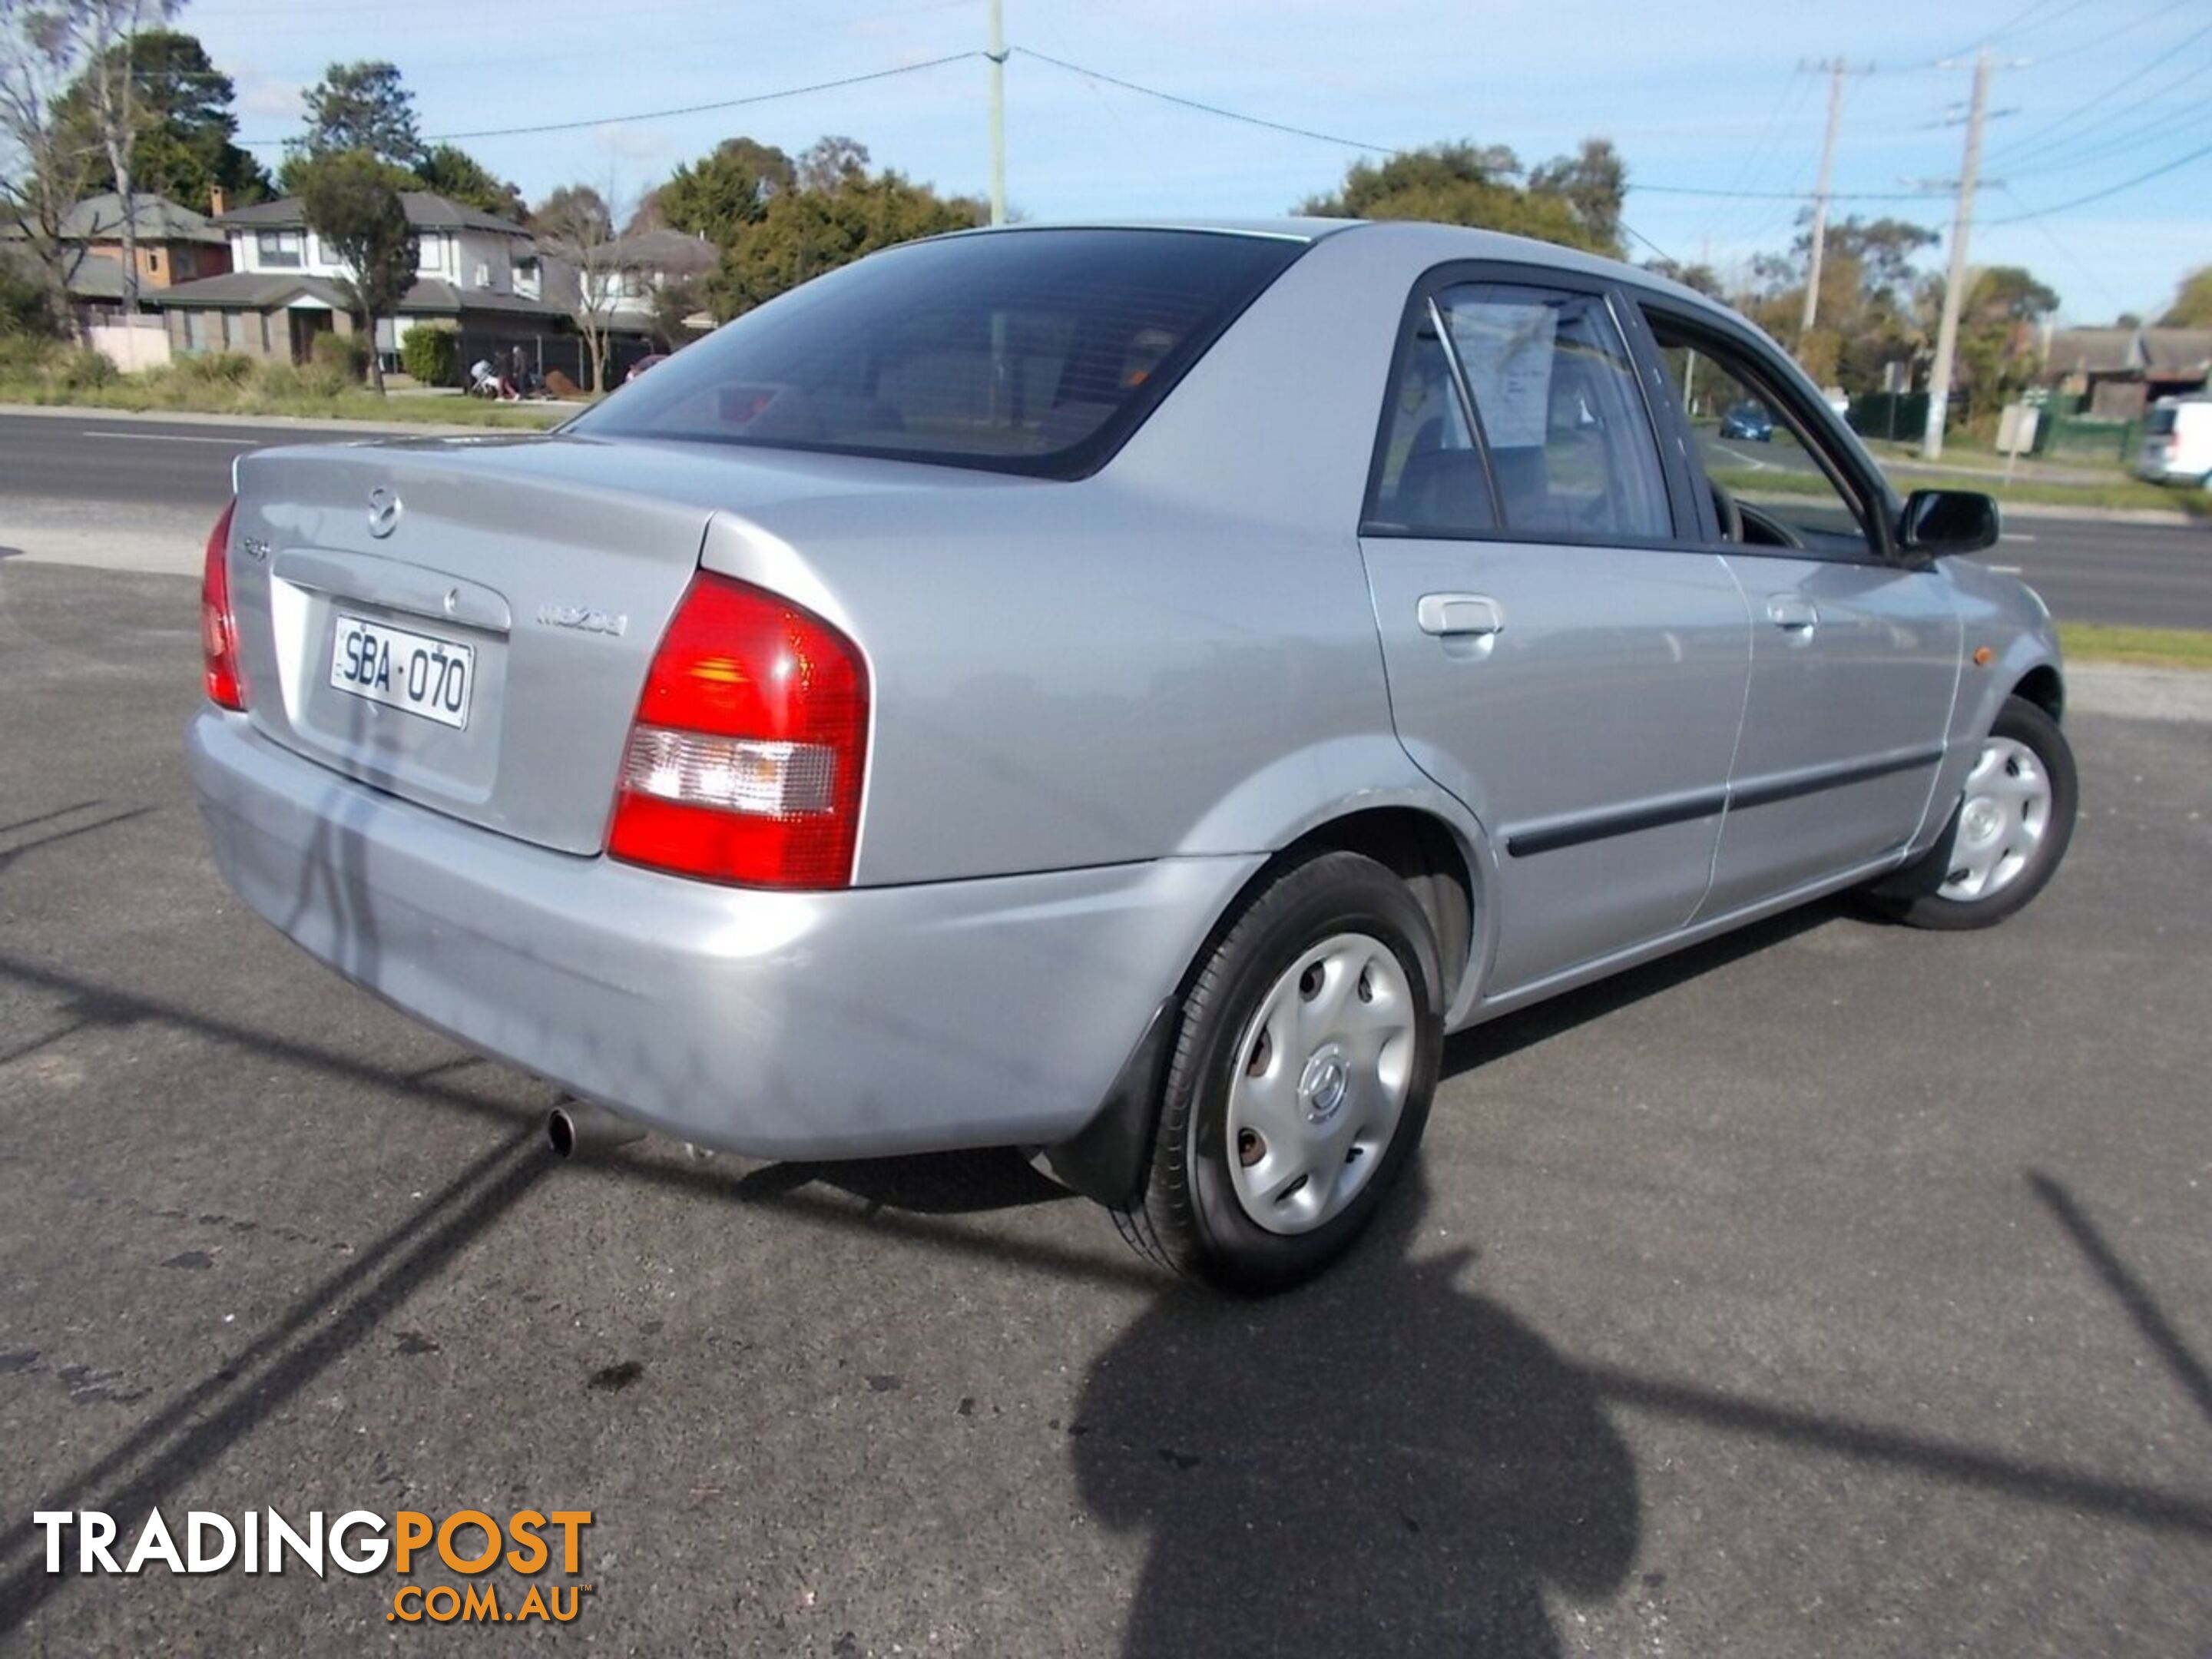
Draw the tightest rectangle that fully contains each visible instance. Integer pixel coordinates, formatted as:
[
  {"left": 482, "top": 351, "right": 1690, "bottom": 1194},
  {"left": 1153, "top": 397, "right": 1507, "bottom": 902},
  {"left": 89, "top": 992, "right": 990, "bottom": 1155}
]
[{"left": 328, "top": 614, "right": 475, "bottom": 730}]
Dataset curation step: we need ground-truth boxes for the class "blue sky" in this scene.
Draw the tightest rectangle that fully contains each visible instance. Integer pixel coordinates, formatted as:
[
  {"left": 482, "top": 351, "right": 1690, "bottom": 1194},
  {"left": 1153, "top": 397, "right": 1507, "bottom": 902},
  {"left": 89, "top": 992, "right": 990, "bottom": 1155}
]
[{"left": 185, "top": 0, "right": 2209, "bottom": 325}]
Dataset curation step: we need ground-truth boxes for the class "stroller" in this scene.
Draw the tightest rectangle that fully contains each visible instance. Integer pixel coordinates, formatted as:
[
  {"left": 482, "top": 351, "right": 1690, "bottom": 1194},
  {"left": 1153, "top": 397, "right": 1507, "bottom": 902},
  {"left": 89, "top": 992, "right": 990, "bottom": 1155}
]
[{"left": 467, "top": 359, "right": 515, "bottom": 400}]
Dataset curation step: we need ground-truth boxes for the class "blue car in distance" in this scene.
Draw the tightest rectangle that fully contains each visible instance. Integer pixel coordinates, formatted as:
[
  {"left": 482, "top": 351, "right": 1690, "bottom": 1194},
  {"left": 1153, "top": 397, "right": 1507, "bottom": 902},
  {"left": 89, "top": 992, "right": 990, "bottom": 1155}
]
[{"left": 1720, "top": 400, "right": 1775, "bottom": 442}]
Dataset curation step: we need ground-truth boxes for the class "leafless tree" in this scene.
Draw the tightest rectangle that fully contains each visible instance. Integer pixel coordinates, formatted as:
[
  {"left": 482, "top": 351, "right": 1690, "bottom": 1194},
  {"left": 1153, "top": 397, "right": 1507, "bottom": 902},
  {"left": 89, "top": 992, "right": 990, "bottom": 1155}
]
[
  {"left": 0, "top": 0, "right": 97, "bottom": 333},
  {"left": 535, "top": 175, "right": 629, "bottom": 394},
  {"left": 75, "top": 0, "right": 180, "bottom": 316}
]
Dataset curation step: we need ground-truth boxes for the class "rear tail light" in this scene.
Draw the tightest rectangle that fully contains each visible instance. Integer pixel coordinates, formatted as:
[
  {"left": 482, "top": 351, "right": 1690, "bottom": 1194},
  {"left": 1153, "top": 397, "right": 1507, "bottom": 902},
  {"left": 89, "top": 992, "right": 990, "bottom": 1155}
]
[
  {"left": 608, "top": 573, "right": 869, "bottom": 889},
  {"left": 200, "top": 498, "right": 245, "bottom": 710}
]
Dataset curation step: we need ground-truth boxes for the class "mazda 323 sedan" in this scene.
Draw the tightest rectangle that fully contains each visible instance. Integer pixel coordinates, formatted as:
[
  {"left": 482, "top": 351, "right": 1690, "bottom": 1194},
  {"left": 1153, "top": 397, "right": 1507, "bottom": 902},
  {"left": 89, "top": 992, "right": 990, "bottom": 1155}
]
[{"left": 188, "top": 220, "right": 2077, "bottom": 1291}]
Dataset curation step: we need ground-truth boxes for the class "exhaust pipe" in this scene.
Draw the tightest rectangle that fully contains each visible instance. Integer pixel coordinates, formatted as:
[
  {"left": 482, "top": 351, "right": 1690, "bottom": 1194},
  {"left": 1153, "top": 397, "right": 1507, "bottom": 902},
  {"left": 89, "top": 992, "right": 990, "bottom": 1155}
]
[{"left": 545, "top": 1098, "right": 646, "bottom": 1160}]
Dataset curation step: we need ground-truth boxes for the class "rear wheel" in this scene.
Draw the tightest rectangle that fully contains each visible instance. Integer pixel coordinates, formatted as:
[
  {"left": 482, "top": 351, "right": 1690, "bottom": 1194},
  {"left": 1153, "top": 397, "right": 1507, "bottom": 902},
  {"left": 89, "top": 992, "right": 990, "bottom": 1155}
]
[
  {"left": 1870, "top": 695, "right": 2078, "bottom": 929},
  {"left": 1112, "top": 851, "right": 1443, "bottom": 1293}
]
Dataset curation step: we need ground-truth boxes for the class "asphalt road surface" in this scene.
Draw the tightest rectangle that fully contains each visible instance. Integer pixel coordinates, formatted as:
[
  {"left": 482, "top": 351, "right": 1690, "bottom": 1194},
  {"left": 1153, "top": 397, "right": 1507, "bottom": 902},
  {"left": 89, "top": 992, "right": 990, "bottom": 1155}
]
[
  {"left": 2, "top": 561, "right": 2208, "bottom": 1655},
  {"left": 2, "top": 411, "right": 2207, "bottom": 628}
]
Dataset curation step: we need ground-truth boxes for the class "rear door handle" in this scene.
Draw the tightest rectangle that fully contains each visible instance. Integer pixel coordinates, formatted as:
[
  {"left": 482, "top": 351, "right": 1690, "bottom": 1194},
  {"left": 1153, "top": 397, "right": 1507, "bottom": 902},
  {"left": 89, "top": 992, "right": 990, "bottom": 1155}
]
[
  {"left": 1417, "top": 593, "right": 1505, "bottom": 637},
  {"left": 1766, "top": 596, "right": 1819, "bottom": 632}
]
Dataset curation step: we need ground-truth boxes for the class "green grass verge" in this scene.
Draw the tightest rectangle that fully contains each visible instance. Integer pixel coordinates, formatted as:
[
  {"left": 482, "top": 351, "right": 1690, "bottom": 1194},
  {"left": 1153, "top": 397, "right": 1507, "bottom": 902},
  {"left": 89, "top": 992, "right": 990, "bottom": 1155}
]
[
  {"left": 0, "top": 376, "right": 569, "bottom": 429},
  {"left": 1710, "top": 463, "right": 2208, "bottom": 518},
  {"left": 2059, "top": 624, "right": 2212, "bottom": 672},
  {"left": 0, "top": 342, "right": 575, "bottom": 429}
]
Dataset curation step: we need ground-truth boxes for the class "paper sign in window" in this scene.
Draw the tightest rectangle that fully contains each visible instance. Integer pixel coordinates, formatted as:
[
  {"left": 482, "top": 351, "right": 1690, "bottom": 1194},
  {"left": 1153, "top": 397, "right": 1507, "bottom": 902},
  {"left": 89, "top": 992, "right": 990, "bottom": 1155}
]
[{"left": 1446, "top": 303, "right": 1556, "bottom": 449}]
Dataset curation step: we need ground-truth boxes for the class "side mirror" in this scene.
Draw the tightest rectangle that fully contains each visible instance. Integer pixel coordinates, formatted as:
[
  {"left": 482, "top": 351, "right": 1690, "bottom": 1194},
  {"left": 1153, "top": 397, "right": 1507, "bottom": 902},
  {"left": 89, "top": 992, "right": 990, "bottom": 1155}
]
[{"left": 1899, "top": 488, "right": 1999, "bottom": 558}]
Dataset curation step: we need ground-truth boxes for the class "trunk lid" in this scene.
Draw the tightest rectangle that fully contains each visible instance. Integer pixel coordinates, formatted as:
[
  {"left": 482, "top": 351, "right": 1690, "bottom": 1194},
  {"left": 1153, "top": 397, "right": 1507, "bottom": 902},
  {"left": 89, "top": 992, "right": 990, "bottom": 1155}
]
[{"left": 227, "top": 433, "right": 918, "bottom": 855}]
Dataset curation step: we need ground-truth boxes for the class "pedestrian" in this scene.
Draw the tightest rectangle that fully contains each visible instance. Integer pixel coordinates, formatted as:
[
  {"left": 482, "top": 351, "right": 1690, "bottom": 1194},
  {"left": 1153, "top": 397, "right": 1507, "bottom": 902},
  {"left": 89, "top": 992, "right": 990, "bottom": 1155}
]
[{"left": 511, "top": 344, "right": 533, "bottom": 398}]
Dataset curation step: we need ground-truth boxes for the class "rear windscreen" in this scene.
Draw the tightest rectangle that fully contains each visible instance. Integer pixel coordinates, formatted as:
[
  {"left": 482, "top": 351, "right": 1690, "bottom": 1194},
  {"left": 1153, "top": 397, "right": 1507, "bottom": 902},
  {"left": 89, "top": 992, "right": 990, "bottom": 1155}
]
[
  {"left": 2145, "top": 407, "right": 2177, "bottom": 435},
  {"left": 568, "top": 228, "right": 1306, "bottom": 478}
]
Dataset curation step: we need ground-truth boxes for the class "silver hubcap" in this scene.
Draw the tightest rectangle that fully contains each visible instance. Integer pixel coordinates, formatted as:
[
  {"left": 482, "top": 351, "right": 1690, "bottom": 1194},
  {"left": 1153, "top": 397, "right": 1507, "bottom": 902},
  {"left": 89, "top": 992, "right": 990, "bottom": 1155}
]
[
  {"left": 1223, "top": 932, "right": 1416, "bottom": 1235},
  {"left": 1942, "top": 737, "right": 2052, "bottom": 902}
]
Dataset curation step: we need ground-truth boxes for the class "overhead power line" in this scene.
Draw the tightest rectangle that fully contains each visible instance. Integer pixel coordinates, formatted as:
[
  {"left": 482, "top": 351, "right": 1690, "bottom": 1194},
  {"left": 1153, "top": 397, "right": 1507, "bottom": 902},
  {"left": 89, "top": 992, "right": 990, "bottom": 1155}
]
[
  {"left": 1986, "top": 137, "right": 2212, "bottom": 222},
  {"left": 1986, "top": 16, "right": 2212, "bottom": 165},
  {"left": 1012, "top": 47, "right": 1399, "bottom": 154},
  {"left": 2025, "top": 0, "right": 2198, "bottom": 66},
  {"left": 235, "top": 51, "right": 984, "bottom": 146}
]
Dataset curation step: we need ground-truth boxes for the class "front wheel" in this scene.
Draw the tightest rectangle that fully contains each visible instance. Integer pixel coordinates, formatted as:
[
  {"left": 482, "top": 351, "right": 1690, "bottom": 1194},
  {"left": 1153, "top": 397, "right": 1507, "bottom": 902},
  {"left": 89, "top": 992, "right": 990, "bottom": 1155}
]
[
  {"left": 1112, "top": 851, "right": 1444, "bottom": 1293},
  {"left": 1870, "top": 694, "right": 2078, "bottom": 929}
]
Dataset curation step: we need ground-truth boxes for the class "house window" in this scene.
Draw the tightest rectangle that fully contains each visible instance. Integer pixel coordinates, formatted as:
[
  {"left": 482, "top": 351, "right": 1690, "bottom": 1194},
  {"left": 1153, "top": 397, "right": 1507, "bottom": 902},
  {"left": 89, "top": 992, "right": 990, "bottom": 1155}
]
[
  {"left": 417, "top": 233, "right": 444, "bottom": 275},
  {"left": 257, "top": 230, "right": 302, "bottom": 269}
]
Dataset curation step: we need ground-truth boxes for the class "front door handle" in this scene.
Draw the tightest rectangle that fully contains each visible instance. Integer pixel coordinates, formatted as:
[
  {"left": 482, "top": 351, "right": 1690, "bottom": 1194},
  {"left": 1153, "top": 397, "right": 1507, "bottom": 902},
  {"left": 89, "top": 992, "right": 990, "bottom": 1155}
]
[
  {"left": 1766, "top": 595, "right": 1819, "bottom": 632},
  {"left": 1417, "top": 593, "right": 1505, "bottom": 638}
]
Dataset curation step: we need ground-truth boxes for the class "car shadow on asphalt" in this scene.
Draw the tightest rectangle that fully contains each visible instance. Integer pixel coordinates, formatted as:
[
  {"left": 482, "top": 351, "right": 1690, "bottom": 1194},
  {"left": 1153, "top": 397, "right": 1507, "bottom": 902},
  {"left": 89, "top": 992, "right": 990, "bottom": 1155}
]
[
  {"left": 1440, "top": 898, "right": 1846, "bottom": 1080},
  {"left": 1071, "top": 1167, "right": 1640, "bottom": 1657}
]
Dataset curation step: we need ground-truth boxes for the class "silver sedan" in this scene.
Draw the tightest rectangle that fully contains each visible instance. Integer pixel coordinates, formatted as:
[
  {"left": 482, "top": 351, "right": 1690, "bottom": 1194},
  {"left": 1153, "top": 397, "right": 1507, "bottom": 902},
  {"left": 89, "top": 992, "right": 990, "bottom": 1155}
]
[{"left": 188, "top": 219, "right": 2075, "bottom": 1291}]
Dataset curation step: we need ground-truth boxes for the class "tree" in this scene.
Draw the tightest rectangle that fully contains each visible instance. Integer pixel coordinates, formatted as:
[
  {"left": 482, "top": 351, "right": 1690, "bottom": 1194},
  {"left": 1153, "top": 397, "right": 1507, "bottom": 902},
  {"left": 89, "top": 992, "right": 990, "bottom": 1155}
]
[
  {"left": 412, "top": 142, "right": 524, "bottom": 222},
  {"left": 285, "top": 60, "right": 420, "bottom": 182},
  {"left": 295, "top": 149, "right": 416, "bottom": 394},
  {"left": 1528, "top": 138, "right": 1626, "bottom": 254},
  {"left": 534, "top": 180, "right": 622, "bottom": 392},
  {"left": 2160, "top": 266, "right": 2212, "bottom": 329},
  {"left": 1643, "top": 257, "right": 1724, "bottom": 299},
  {"left": 1300, "top": 140, "right": 1625, "bottom": 258},
  {"left": 705, "top": 140, "right": 983, "bottom": 319},
  {"left": 656, "top": 136, "right": 793, "bottom": 245},
  {"left": 61, "top": 28, "right": 267, "bottom": 212},
  {"left": 1950, "top": 264, "right": 2059, "bottom": 426},
  {"left": 0, "top": 0, "right": 101, "bottom": 334},
  {"left": 68, "top": 0, "right": 178, "bottom": 314},
  {"left": 1743, "top": 213, "right": 1941, "bottom": 392}
]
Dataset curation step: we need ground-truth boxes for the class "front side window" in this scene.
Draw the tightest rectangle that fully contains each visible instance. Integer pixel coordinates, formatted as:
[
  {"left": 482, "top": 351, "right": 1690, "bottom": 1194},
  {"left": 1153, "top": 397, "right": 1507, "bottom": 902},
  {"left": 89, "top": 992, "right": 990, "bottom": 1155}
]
[
  {"left": 1648, "top": 315, "right": 1874, "bottom": 558},
  {"left": 571, "top": 228, "right": 1305, "bottom": 478}
]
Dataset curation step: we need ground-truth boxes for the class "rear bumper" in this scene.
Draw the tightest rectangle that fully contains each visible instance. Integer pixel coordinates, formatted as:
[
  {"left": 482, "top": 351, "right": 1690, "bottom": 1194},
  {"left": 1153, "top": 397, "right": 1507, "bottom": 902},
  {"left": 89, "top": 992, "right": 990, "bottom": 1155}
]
[{"left": 187, "top": 710, "right": 1258, "bottom": 1160}]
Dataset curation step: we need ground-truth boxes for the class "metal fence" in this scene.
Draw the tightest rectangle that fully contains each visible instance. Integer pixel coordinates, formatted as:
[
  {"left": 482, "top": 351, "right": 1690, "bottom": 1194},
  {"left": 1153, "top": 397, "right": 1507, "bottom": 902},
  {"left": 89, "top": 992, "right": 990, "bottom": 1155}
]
[
  {"left": 2033, "top": 410, "right": 2139, "bottom": 464},
  {"left": 1843, "top": 392, "right": 1929, "bottom": 445}
]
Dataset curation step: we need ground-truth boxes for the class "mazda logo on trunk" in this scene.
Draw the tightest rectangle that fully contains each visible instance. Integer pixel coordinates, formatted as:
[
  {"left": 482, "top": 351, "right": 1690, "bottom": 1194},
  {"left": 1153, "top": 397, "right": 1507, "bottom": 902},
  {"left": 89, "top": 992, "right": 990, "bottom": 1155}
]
[{"left": 366, "top": 487, "right": 402, "bottom": 538}]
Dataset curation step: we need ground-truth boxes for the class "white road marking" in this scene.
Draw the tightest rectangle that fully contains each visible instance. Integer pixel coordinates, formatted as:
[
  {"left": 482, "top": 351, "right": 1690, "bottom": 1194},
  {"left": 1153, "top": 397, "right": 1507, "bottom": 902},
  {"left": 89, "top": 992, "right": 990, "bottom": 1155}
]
[
  {"left": 1714, "top": 441, "right": 1783, "bottom": 473},
  {"left": 81, "top": 430, "right": 259, "bottom": 445},
  {"left": 1987, "top": 565, "right": 2024, "bottom": 574},
  {"left": 1999, "top": 533, "right": 2038, "bottom": 543}
]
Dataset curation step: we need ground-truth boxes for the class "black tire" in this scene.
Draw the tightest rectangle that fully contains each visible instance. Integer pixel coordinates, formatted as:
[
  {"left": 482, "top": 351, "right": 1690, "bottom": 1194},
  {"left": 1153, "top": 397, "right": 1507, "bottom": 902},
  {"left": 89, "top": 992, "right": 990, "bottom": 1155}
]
[
  {"left": 1111, "top": 850, "right": 1444, "bottom": 1294},
  {"left": 1868, "top": 694, "right": 2078, "bottom": 930}
]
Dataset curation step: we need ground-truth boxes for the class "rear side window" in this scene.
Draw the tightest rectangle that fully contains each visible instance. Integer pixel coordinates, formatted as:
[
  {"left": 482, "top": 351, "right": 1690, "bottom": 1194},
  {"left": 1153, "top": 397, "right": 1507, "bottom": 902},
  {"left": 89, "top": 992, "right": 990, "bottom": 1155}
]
[
  {"left": 1369, "top": 316, "right": 1493, "bottom": 533},
  {"left": 1366, "top": 280, "right": 1674, "bottom": 541},
  {"left": 570, "top": 228, "right": 1305, "bottom": 478},
  {"left": 1438, "top": 283, "right": 1672, "bottom": 540}
]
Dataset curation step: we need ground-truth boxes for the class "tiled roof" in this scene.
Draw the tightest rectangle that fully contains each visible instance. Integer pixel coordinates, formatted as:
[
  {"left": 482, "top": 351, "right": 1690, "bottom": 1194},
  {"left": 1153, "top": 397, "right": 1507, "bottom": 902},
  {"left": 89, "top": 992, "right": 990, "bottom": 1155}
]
[
  {"left": 151, "top": 269, "right": 564, "bottom": 320},
  {"left": 215, "top": 191, "right": 528, "bottom": 236},
  {"left": 61, "top": 193, "right": 227, "bottom": 245}
]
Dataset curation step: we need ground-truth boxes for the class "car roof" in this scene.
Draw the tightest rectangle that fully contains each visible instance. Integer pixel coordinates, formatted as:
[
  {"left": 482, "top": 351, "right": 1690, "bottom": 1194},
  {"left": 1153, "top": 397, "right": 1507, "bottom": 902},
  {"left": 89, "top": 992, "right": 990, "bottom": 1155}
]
[{"left": 947, "top": 217, "right": 1737, "bottom": 322}]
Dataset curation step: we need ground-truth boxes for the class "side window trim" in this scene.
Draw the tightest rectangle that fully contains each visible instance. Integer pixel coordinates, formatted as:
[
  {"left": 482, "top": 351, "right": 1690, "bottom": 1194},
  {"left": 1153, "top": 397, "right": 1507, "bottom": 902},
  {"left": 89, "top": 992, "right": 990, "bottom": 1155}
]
[
  {"left": 1608, "top": 286, "right": 1721, "bottom": 544},
  {"left": 1426, "top": 293, "right": 1502, "bottom": 515}
]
